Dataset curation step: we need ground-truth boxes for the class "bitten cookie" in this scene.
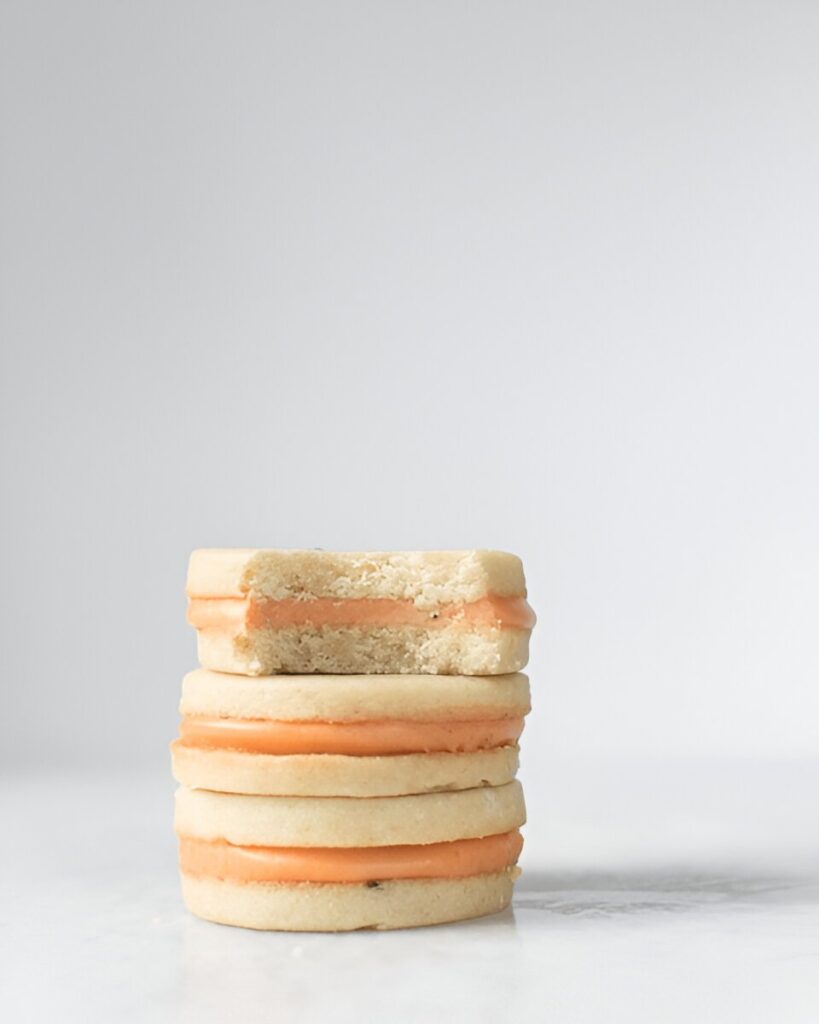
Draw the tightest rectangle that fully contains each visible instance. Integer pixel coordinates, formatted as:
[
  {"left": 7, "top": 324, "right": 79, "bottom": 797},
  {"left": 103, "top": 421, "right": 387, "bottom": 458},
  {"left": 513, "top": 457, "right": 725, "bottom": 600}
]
[{"left": 187, "top": 549, "right": 535, "bottom": 676}]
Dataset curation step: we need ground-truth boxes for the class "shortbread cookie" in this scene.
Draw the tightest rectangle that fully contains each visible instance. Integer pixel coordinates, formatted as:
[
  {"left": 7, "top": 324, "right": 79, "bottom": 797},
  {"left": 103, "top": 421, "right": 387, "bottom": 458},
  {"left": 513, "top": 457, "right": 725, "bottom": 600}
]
[
  {"left": 187, "top": 550, "right": 535, "bottom": 675},
  {"left": 177, "top": 669, "right": 531, "bottom": 722},
  {"left": 176, "top": 784, "right": 525, "bottom": 931},
  {"left": 171, "top": 669, "right": 529, "bottom": 795},
  {"left": 171, "top": 745, "right": 520, "bottom": 797},
  {"left": 181, "top": 870, "right": 519, "bottom": 931},
  {"left": 174, "top": 781, "right": 526, "bottom": 847}
]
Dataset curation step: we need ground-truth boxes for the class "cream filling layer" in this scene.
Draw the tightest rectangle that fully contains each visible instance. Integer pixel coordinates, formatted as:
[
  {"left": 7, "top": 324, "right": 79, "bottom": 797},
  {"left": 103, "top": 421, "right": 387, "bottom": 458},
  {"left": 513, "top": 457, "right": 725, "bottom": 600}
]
[
  {"left": 187, "top": 594, "right": 536, "bottom": 631},
  {"left": 177, "top": 716, "right": 525, "bottom": 755},
  {"left": 178, "top": 830, "right": 523, "bottom": 883}
]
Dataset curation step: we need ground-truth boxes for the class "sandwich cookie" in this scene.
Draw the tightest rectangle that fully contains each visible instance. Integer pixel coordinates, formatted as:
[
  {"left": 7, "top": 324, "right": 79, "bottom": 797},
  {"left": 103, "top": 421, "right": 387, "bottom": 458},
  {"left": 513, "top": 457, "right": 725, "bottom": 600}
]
[
  {"left": 175, "top": 782, "right": 525, "bottom": 931},
  {"left": 171, "top": 669, "right": 530, "bottom": 796},
  {"left": 187, "top": 549, "right": 536, "bottom": 676}
]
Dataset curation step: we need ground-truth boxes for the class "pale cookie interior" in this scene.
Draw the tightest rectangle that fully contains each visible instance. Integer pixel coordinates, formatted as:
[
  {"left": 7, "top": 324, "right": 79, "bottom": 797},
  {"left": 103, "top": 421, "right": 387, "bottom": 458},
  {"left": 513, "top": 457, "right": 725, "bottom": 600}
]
[
  {"left": 197, "top": 623, "right": 531, "bottom": 676},
  {"left": 188, "top": 549, "right": 527, "bottom": 605}
]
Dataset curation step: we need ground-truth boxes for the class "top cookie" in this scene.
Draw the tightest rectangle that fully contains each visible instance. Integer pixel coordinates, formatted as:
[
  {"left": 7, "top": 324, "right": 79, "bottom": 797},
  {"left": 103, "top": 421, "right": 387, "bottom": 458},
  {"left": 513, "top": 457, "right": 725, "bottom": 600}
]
[
  {"left": 187, "top": 549, "right": 535, "bottom": 676},
  {"left": 188, "top": 549, "right": 527, "bottom": 603}
]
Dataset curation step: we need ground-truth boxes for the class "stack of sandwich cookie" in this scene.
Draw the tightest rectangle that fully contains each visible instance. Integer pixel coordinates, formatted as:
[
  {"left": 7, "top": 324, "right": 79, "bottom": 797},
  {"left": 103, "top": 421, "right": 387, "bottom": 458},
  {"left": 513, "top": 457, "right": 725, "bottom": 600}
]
[{"left": 173, "top": 549, "right": 536, "bottom": 931}]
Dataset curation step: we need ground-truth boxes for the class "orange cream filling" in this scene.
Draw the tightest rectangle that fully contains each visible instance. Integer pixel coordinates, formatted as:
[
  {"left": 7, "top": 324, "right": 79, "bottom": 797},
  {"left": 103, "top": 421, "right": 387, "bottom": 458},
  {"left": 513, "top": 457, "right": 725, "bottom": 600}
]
[
  {"left": 187, "top": 593, "right": 536, "bottom": 631},
  {"left": 178, "top": 716, "right": 524, "bottom": 755},
  {"left": 178, "top": 830, "right": 523, "bottom": 883}
]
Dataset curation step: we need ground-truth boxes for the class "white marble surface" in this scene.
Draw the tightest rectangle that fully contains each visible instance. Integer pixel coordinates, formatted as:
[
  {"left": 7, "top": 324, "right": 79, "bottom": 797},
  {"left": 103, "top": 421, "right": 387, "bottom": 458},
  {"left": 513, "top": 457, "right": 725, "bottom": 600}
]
[{"left": 3, "top": 762, "right": 818, "bottom": 1023}]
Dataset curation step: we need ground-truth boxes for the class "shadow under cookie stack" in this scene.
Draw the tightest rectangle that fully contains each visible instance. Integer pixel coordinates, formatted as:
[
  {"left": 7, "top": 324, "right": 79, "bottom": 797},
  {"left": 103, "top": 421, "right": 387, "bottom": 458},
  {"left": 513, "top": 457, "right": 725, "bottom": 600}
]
[{"left": 172, "top": 549, "right": 536, "bottom": 931}]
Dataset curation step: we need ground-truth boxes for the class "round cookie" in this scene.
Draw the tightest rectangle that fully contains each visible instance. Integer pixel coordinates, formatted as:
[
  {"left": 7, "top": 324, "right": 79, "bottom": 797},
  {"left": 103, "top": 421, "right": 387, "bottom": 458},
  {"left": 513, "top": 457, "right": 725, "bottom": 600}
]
[
  {"left": 171, "top": 744, "right": 520, "bottom": 796},
  {"left": 179, "top": 669, "right": 531, "bottom": 721},
  {"left": 175, "top": 781, "right": 526, "bottom": 847},
  {"left": 181, "top": 871, "right": 518, "bottom": 931},
  {"left": 186, "top": 549, "right": 535, "bottom": 677}
]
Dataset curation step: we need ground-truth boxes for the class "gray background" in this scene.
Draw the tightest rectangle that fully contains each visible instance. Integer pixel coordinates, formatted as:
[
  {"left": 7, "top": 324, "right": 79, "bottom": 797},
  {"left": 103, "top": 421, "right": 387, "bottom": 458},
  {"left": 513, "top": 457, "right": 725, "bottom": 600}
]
[
  {"left": 2, "top": 0, "right": 818, "bottom": 791},
  {"left": 3, "top": 6, "right": 819, "bottom": 1020}
]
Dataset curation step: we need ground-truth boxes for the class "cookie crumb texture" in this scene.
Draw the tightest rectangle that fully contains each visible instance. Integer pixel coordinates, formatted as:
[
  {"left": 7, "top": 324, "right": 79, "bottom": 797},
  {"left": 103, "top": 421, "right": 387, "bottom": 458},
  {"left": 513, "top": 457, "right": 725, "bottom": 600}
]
[
  {"left": 198, "top": 623, "right": 530, "bottom": 676},
  {"left": 188, "top": 549, "right": 527, "bottom": 605}
]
